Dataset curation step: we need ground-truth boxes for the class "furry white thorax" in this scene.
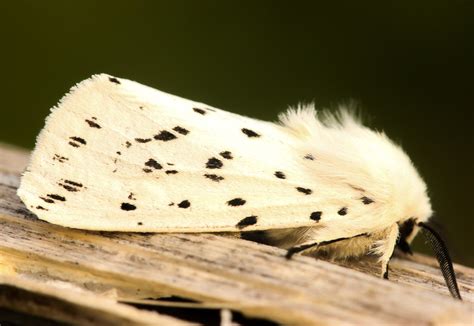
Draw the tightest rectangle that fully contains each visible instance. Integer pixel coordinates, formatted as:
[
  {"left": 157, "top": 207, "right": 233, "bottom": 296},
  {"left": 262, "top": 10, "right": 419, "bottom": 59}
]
[
  {"left": 279, "top": 104, "right": 432, "bottom": 224},
  {"left": 262, "top": 104, "right": 432, "bottom": 260}
]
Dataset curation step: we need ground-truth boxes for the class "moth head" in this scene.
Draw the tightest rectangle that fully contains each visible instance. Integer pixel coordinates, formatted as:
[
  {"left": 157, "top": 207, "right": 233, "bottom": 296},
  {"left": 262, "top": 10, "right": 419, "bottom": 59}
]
[
  {"left": 396, "top": 217, "right": 417, "bottom": 254},
  {"left": 395, "top": 188, "right": 432, "bottom": 245},
  {"left": 387, "top": 145, "right": 461, "bottom": 299}
]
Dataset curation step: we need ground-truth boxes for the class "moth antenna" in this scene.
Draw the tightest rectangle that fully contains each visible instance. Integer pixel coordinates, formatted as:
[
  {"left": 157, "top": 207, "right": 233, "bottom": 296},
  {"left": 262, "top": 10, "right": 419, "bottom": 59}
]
[{"left": 418, "top": 222, "right": 462, "bottom": 300}]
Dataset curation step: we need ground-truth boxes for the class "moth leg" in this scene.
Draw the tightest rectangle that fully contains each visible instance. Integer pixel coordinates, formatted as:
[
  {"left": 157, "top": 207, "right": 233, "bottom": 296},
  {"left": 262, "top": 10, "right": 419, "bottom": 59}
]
[
  {"left": 378, "top": 223, "right": 399, "bottom": 279},
  {"left": 285, "top": 242, "right": 318, "bottom": 259},
  {"left": 285, "top": 233, "right": 370, "bottom": 259}
]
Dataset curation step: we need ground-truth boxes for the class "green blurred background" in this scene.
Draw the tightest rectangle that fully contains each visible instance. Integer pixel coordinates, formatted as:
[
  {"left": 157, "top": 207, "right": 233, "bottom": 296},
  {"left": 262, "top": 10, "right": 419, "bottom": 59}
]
[{"left": 0, "top": 1, "right": 472, "bottom": 266}]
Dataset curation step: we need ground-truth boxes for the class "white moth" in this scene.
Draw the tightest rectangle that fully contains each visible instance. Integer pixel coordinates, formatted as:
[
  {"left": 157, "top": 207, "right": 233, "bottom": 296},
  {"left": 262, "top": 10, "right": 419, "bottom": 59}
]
[{"left": 17, "top": 74, "right": 461, "bottom": 299}]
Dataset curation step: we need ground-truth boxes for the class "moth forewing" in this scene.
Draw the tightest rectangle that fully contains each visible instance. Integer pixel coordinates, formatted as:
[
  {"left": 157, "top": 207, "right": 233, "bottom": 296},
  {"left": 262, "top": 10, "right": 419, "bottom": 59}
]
[{"left": 18, "top": 74, "right": 383, "bottom": 233}]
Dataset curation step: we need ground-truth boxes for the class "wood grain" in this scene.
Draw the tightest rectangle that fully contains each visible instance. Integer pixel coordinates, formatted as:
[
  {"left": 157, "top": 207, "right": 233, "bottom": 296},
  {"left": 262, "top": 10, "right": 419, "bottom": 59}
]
[
  {"left": 0, "top": 275, "right": 190, "bottom": 326},
  {"left": 0, "top": 145, "right": 472, "bottom": 325}
]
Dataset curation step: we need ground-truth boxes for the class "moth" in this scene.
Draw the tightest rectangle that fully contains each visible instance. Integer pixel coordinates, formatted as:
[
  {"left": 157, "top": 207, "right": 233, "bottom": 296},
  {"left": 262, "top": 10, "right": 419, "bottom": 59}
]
[{"left": 18, "top": 74, "right": 461, "bottom": 299}]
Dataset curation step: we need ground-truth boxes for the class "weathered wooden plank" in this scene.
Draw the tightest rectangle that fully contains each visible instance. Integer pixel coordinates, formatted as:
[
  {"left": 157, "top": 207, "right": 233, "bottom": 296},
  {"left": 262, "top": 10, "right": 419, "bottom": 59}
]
[
  {"left": 0, "top": 275, "right": 190, "bottom": 326},
  {"left": 0, "top": 145, "right": 472, "bottom": 325},
  {"left": 335, "top": 253, "right": 474, "bottom": 301}
]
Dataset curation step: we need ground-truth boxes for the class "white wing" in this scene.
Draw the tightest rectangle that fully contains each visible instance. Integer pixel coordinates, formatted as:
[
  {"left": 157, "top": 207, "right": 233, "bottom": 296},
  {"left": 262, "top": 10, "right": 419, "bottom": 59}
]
[{"left": 18, "top": 74, "right": 413, "bottom": 239}]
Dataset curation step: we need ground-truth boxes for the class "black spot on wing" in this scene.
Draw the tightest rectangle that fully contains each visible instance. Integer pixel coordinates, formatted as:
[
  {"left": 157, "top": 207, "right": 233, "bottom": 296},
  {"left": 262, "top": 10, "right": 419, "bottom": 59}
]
[
  {"left": 227, "top": 198, "right": 246, "bottom": 206},
  {"left": 165, "top": 170, "right": 178, "bottom": 174},
  {"left": 69, "top": 136, "right": 86, "bottom": 147},
  {"left": 64, "top": 180, "right": 83, "bottom": 187},
  {"left": 137, "top": 222, "right": 143, "bottom": 226},
  {"left": 109, "top": 77, "right": 121, "bottom": 84},
  {"left": 47, "top": 194, "right": 66, "bottom": 201},
  {"left": 236, "top": 216, "right": 258, "bottom": 229},
  {"left": 193, "top": 108, "right": 206, "bottom": 115},
  {"left": 36, "top": 206, "right": 48, "bottom": 211},
  {"left": 40, "top": 197, "right": 54, "bottom": 204},
  {"left": 304, "top": 154, "right": 315, "bottom": 160},
  {"left": 145, "top": 158, "right": 162, "bottom": 170},
  {"left": 338, "top": 207, "right": 348, "bottom": 216},
  {"left": 154, "top": 130, "right": 177, "bottom": 141},
  {"left": 85, "top": 119, "right": 101, "bottom": 129},
  {"left": 173, "top": 126, "right": 190, "bottom": 135},
  {"left": 274, "top": 171, "right": 286, "bottom": 179},
  {"left": 178, "top": 200, "right": 191, "bottom": 208},
  {"left": 135, "top": 138, "right": 152, "bottom": 143},
  {"left": 121, "top": 203, "right": 136, "bottom": 211},
  {"left": 296, "top": 187, "right": 312, "bottom": 195},
  {"left": 206, "top": 157, "right": 223, "bottom": 169},
  {"left": 116, "top": 151, "right": 122, "bottom": 155},
  {"left": 59, "top": 184, "right": 78, "bottom": 192},
  {"left": 349, "top": 184, "right": 365, "bottom": 192},
  {"left": 219, "top": 151, "right": 233, "bottom": 160},
  {"left": 204, "top": 174, "right": 224, "bottom": 182},
  {"left": 310, "top": 211, "right": 322, "bottom": 221},
  {"left": 125, "top": 141, "right": 132, "bottom": 148},
  {"left": 53, "top": 154, "right": 68, "bottom": 163},
  {"left": 128, "top": 193, "right": 136, "bottom": 200},
  {"left": 241, "top": 128, "right": 260, "bottom": 138},
  {"left": 361, "top": 196, "right": 374, "bottom": 205}
]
